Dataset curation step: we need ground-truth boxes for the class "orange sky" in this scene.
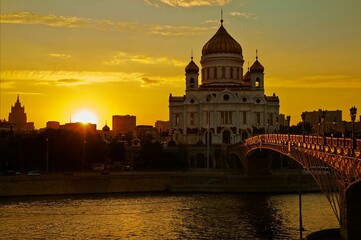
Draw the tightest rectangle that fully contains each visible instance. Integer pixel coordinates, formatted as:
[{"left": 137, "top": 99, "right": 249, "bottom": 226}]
[{"left": 1, "top": 0, "right": 360, "bottom": 129}]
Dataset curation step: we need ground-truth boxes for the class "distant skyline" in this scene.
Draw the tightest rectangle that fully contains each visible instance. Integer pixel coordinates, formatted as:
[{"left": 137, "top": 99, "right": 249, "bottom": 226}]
[{"left": 1, "top": 0, "right": 360, "bottom": 129}]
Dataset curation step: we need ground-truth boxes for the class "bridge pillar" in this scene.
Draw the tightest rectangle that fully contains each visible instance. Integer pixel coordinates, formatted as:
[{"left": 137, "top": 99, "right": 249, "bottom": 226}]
[
  {"left": 341, "top": 180, "right": 361, "bottom": 240},
  {"left": 245, "top": 149, "right": 272, "bottom": 175}
]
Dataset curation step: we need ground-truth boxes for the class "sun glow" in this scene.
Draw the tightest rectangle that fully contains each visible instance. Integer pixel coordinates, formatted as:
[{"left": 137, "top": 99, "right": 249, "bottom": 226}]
[{"left": 73, "top": 110, "right": 98, "bottom": 124}]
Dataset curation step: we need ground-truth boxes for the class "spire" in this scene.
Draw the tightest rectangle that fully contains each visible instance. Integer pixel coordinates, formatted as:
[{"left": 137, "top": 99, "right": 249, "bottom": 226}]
[
  {"left": 185, "top": 50, "right": 199, "bottom": 73},
  {"left": 16, "top": 94, "right": 20, "bottom": 103},
  {"left": 220, "top": 9, "right": 224, "bottom": 25},
  {"left": 250, "top": 50, "right": 264, "bottom": 73}
]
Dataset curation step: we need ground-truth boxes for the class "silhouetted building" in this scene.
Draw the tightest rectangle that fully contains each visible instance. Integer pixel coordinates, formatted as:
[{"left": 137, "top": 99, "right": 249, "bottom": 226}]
[
  {"left": 0, "top": 119, "right": 13, "bottom": 131},
  {"left": 101, "top": 124, "right": 111, "bottom": 141},
  {"left": 169, "top": 19, "right": 280, "bottom": 145},
  {"left": 155, "top": 120, "right": 169, "bottom": 133},
  {"left": 60, "top": 122, "right": 96, "bottom": 134},
  {"left": 278, "top": 114, "right": 286, "bottom": 126},
  {"left": 112, "top": 115, "right": 136, "bottom": 134},
  {"left": 134, "top": 125, "right": 157, "bottom": 140},
  {"left": 46, "top": 121, "right": 60, "bottom": 129},
  {"left": 8, "top": 95, "right": 34, "bottom": 131},
  {"left": 303, "top": 109, "right": 342, "bottom": 124}
]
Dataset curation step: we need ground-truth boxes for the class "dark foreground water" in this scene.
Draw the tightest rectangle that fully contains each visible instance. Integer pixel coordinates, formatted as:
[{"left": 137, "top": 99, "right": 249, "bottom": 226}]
[{"left": 0, "top": 193, "right": 338, "bottom": 240}]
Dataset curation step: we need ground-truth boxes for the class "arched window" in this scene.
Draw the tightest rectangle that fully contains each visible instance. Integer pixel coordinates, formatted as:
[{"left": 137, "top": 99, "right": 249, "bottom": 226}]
[
  {"left": 189, "top": 78, "right": 195, "bottom": 88},
  {"left": 214, "top": 67, "right": 217, "bottom": 79},
  {"left": 222, "top": 66, "right": 225, "bottom": 79},
  {"left": 255, "top": 77, "right": 260, "bottom": 87},
  {"left": 236, "top": 67, "right": 239, "bottom": 79},
  {"left": 176, "top": 114, "right": 180, "bottom": 126},
  {"left": 222, "top": 130, "right": 231, "bottom": 144},
  {"left": 230, "top": 67, "right": 233, "bottom": 79},
  {"left": 207, "top": 68, "right": 210, "bottom": 80},
  {"left": 190, "top": 112, "right": 194, "bottom": 125}
]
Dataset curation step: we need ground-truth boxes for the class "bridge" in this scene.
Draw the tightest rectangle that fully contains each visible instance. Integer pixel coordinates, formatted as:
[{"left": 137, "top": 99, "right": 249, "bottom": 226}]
[{"left": 229, "top": 134, "right": 361, "bottom": 240}]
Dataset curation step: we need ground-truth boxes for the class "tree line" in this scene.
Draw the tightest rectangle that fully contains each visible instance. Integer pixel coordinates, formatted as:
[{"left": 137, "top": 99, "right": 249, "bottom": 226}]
[{"left": 0, "top": 129, "right": 186, "bottom": 173}]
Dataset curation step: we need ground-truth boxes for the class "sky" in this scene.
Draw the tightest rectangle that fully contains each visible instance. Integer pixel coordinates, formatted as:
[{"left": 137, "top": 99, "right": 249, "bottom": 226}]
[{"left": 1, "top": 0, "right": 361, "bottom": 129}]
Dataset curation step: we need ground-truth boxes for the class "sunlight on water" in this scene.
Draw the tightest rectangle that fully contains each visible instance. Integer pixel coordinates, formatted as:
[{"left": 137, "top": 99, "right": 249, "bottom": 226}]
[{"left": 0, "top": 193, "right": 338, "bottom": 239}]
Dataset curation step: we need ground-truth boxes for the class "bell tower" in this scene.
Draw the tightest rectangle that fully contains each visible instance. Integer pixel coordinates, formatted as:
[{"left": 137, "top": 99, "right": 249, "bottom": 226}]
[
  {"left": 185, "top": 56, "right": 199, "bottom": 93},
  {"left": 249, "top": 52, "right": 265, "bottom": 91}
]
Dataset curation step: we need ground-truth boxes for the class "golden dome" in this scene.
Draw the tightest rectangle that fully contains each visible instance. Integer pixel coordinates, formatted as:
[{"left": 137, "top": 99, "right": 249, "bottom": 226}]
[
  {"left": 250, "top": 59, "right": 264, "bottom": 73},
  {"left": 202, "top": 24, "right": 242, "bottom": 56},
  {"left": 185, "top": 58, "right": 199, "bottom": 73}
]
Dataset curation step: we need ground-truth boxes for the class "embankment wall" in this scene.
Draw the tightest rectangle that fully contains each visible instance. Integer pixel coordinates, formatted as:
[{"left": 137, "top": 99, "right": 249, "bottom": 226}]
[{"left": 0, "top": 173, "right": 320, "bottom": 197}]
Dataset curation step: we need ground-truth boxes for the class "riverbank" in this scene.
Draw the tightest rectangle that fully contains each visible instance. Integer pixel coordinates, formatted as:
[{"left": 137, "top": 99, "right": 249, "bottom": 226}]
[{"left": 0, "top": 171, "right": 321, "bottom": 197}]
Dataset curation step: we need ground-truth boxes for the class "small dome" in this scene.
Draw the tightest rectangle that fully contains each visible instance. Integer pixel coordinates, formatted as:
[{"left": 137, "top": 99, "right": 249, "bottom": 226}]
[
  {"left": 202, "top": 24, "right": 242, "bottom": 56},
  {"left": 185, "top": 58, "right": 199, "bottom": 73},
  {"left": 102, "top": 124, "right": 110, "bottom": 132},
  {"left": 250, "top": 59, "right": 264, "bottom": 73}
]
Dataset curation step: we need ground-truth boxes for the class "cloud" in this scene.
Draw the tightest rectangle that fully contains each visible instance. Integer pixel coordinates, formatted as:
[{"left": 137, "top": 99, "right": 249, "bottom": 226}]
[
  {"left": 144, "top": 0, "right": 231, "bottom": 7},
  {"left": 104, "top": 51, "right": 186, "bottom": 67},
  {"left": 57, "top": 78, "right": 83, "bottom": 86},
  {"left": 0, "top": 70, "right": 184, "bottom": 89},
  {"left": 0, "top": 70, "right": 144, "bottom": 87},
  {"left": 201, "top": 19, "right": 219, "bottom": 24},
  {"left": 4, "top": 91, "right": 41, "bottom": 96},
  {"left": 0, "top": 12, "right": 210, "bottom": 36},
  {"left": 141, "top": 77, "right": 161, "bottom": 86},
  {"left": 48, "top": 53, "right": 71, "bottom": 59},
  {"left": 0, "top": 12, "right": 134, "bottom": 31},
  {"left": 229, "top": 11, "right": 257, "bottom": 19},
  {"left": 0, "top": 80, "right": 16, "bottom": 89},
  {"left": 267, "top": 75, "right": 361, "bottom": 89},
  {"left": 147, "top": 24, "right": 211, "bottom": 36}
]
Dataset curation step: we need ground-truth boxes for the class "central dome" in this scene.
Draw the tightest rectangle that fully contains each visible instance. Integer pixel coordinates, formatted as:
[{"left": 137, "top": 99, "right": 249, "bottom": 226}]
[{"left": 202, "top": 24, "right": 242, "bottom": 56}]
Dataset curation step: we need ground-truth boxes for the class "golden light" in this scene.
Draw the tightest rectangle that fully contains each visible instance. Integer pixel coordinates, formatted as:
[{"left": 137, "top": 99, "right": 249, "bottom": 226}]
[{"left": 73, "top": 110, "right": 98, "bottom": 124}]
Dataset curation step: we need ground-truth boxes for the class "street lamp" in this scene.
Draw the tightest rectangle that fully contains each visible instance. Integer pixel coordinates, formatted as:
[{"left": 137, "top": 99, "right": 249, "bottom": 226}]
[
  {"left": 286, "top": 115, "right": 291, "bottom": 141},
  {"left": 332, "top": 117, "right": 336, "bottom": 146},
  {"left": 276, "top": 117, "right": 279, "bottom": 140},
  {"left": 320, "top": 110, "right": 326, "bottom": 146},
  {"left": 206, "top": 94, "right": 211, "bottom": 171},
  {"left": 317, "top": 119, "right": 321, "bottom": 144},
  {"left": 301, "top": 112, "right": 306, "bottom": 142},
  {"left": 350, "top": 106, "right": 357, "bottom": 150}
]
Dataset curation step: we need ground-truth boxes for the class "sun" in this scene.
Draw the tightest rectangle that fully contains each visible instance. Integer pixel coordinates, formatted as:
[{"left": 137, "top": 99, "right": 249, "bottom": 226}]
[{"left": 73, "top": 110, "right": 98, "bottom": 124}]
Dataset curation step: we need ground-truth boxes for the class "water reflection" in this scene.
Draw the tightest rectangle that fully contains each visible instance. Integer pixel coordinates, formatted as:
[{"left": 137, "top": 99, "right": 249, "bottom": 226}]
[{"left": 0, "top": 193, "right": 338, "bottom": 239}]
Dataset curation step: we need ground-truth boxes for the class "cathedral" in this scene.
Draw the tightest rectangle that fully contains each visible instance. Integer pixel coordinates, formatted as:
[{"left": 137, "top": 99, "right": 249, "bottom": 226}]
[{"left": 169, "top": 19, "right": 280, "bottom": 145}]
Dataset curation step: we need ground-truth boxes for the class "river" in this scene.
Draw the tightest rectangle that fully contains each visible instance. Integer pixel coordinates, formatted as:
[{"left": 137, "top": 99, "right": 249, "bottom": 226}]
[{"left": 0, "top": 193, "right": 338, "bottom": 239}]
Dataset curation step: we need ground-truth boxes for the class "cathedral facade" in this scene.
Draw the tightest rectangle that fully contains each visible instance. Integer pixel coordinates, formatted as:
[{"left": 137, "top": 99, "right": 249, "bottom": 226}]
[{"left": 169, "top": 20, "right": 280, "bottom": 145}]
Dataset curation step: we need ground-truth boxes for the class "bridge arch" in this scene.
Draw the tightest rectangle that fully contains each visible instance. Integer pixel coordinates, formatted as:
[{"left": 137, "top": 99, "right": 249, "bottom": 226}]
[
  {"left": 228, "top": 152, "right": 244, "bottom": 170},
  {"left": 231, "top": 134, "right": 361, "bottom": 240}
]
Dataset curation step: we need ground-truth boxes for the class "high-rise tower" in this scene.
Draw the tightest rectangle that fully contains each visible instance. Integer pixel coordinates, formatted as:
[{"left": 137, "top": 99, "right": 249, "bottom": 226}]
[{"left": 8, "top": 95, "right": 27, "bottom": 131}]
